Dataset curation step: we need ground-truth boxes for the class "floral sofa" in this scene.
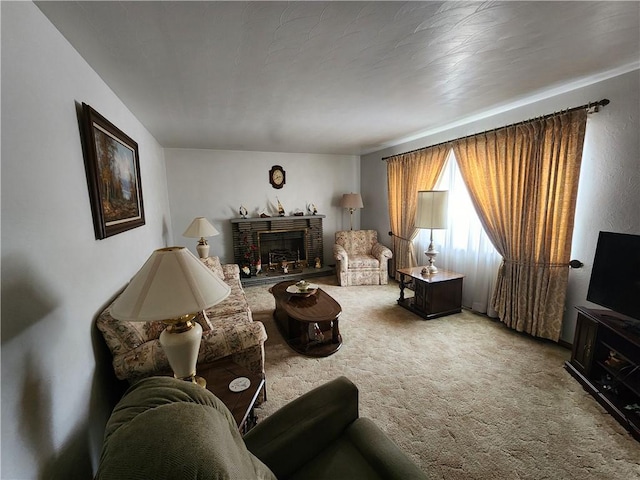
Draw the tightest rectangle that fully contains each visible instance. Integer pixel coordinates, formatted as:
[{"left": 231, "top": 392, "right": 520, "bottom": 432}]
[
  {"left": 333, "top": 230, "right": 393, "bottom": 286},
  {"left": 96, "top": 256, "right": 267, "bottom": 391}
]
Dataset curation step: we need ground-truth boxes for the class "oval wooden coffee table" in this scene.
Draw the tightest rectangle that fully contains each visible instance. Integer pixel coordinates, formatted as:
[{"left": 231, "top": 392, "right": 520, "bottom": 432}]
[{"left": 270, "top": 280, "right": 342, "bottom": 357}]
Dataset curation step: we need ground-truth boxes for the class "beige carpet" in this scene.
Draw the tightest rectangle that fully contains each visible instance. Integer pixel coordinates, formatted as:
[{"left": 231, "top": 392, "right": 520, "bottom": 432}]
[{"left": 245, "top": 275, "right": 640, "bottom": 479}]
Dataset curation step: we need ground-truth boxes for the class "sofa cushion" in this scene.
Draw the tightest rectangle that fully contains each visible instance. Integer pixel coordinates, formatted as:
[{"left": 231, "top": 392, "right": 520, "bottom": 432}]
[
  {"left": 97, "top": 377, "right": 276, "bottom": 480},
  {"left": 206, "top": 281, "right": 252, "bottom": 321}
]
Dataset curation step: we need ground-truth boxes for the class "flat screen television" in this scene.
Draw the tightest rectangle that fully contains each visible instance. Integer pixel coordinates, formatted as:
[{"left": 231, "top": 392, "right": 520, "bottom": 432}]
[{"left": 587, "top": 231, "right": 640, "bottom": 322}]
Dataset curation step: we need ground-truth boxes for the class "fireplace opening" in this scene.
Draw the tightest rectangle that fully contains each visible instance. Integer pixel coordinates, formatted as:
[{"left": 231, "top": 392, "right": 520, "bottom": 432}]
[{"left": 258, "top": 229, "right": 308, "bottom": 268}]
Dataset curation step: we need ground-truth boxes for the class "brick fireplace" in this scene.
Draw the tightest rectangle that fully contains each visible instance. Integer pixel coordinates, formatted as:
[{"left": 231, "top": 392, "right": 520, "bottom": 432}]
[{"left": 231, "top": 215, "right": 325, "bottom": 273}]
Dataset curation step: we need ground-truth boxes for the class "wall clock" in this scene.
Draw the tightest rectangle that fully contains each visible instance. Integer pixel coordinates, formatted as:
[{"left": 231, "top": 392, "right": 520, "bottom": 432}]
[{"left": 269, "top": 165, "right": 286, "bottom": 189}]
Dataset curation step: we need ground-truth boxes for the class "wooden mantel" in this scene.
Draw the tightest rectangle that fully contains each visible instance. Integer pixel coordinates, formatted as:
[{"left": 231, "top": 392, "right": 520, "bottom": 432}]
[{"left": 230, "top": 214, "right": 325, "bottom": 224}]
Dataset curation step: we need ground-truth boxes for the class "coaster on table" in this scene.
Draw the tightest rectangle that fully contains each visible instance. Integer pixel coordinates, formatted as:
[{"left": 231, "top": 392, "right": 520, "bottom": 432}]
[{"left": 229, "top": 377, "right": 251, "bottom": 392}]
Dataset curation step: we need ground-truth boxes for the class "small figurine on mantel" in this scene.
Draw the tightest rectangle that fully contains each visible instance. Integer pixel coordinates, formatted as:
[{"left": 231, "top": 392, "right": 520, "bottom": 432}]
[
  {"left": 315, "top": 257, "right": 322, "bottom": 269},
  {"left": 239, "top": 205, "right": 248, "bottom": 219},
  {"left": 307, "top": 203, "right": 318, "bottom": 215},
  {"left": 276, "top": 197, "right": 285, "bottom": 217}
]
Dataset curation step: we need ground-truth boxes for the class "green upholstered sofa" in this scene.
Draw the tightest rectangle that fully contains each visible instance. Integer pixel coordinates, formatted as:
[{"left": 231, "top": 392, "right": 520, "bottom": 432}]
[{"left": 96, "top": 376, "right": 427, "bottom": 480}]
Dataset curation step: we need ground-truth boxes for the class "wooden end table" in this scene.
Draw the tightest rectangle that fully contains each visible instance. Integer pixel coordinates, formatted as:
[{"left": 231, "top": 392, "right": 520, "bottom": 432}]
[
  {"left": 197, "top": 358, "right": 265, "bottom": 434},
  {"left": 270, "top": 280, "right": 342, "bottom": 357},
  {"left": 397, "top": 267, "right": 464, "bottom": 320}
]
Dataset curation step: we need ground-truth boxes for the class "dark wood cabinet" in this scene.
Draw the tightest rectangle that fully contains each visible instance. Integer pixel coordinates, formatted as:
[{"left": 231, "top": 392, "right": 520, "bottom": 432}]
[
  {"left": 397, "top": 268, "right": 464, "bottom": 320},
  {"left": 565, "top": 307, "right": 640, "bottom": 441},
  {"left": 570, "top": 312, "right": 598, "bottom": 375}
]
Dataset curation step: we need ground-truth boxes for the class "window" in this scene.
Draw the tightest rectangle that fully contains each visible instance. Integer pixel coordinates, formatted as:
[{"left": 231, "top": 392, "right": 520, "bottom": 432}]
[{"left": 414, "top": 151, "right": 502, "bottom": 315}]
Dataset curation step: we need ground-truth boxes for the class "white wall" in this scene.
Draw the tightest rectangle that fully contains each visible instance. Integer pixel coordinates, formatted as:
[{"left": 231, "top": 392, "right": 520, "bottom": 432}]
[
  {"left": 361, "top": 70, "right": 640, "bottom": 343},
  {"left": 565, "top": 71, "right": 640, "bottom": 340},
  {"left": 164, "top": 149, "right": 360, "bottom": 265},
  {"left": 1, "top": 3, "right": 173, "bottom": 479}
]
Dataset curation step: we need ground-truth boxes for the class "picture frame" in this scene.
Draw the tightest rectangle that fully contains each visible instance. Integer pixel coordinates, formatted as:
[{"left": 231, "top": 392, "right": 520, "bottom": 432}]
[{"left": 80, "top": 103, "right": 145, "bottom": 239}]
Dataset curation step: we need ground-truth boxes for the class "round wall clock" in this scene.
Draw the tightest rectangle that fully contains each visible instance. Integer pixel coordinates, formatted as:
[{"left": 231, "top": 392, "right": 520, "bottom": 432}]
[{"left": 269, "top": 165, "right": 286, "bottom": 189}]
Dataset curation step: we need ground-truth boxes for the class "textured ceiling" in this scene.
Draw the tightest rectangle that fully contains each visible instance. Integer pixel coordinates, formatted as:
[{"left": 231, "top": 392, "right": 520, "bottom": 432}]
[{"left": 36, "top": 1, "right": 640, "bottom": 155}]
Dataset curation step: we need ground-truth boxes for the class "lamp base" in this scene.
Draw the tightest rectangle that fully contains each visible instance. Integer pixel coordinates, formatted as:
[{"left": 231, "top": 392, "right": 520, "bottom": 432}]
[
  {"left": 160, "top": 315, "right": 204, "bottom": 387},
  {"left": 196, "top": 238, "right": 210, "bottom": 258},
  {"left": 421, "top": 264, "right": 438, "bottom": 275},
  {"left": 423, "top": 242, "right": 439, "bottom": 275},
  {"left": 176, "top": 374, "right": 207, "bottom": 388}
]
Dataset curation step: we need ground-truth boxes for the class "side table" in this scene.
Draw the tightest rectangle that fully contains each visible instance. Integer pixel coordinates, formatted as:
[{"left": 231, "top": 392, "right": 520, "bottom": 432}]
[
  {"left": 197, "top": 358, "right": 265, "bottom": 434},
  {"left": 397, "top": 267, "right": 464, "bottom": 320}
]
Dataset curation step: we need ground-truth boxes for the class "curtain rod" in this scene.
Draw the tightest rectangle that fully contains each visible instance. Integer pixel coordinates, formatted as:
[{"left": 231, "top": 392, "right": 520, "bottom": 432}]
[{"left": 381, "top": 98, "right": 609, "bottom": 161}]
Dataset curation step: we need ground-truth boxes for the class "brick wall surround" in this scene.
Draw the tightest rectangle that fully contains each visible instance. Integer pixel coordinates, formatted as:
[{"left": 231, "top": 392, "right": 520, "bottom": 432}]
[{"left": 230, "top": 215, "right": 325, "bottom": 267}]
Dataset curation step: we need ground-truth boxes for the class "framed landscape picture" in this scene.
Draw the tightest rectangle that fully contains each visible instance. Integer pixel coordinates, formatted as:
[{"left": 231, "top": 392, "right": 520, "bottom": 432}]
[{"left": 81, "top": 103, "right": 145, "bottom": 239}]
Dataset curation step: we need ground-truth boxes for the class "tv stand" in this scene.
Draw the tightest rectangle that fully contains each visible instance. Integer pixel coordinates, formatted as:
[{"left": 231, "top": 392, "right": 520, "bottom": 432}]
[{"left": 565, "top": 307, "right": 640, "bottom": 440}]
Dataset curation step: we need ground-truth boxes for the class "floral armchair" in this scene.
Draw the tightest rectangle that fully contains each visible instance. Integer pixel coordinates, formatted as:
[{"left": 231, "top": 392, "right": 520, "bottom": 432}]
[{"left": 333, "top": 230, "right": 393, "bottom": 286}]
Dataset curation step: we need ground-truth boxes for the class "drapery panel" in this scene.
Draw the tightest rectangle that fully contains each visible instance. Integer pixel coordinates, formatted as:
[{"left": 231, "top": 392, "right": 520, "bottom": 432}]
[
  {"left": 452, "top": 110, "right": 587, "bottom": 341},
  {"left": 386, "top": 146, "right": 449, "bottom": 280}
]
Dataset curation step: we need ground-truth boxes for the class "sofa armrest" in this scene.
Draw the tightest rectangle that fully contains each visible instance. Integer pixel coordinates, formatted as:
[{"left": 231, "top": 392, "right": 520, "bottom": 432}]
[
  {"left": 345, "top": 418, "right": 428, "bottom": 480},
  {"left": 244, "top": 376, "right": 359, "bottom": 479}
]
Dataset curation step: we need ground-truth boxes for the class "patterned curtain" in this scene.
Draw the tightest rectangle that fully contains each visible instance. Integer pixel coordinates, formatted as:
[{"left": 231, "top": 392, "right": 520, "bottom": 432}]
[
  {"left": 386, "top": 145, "right": 449, "bottom": 280},
  {"left": 452, "top": 110, "right": 587, "bottom": 341}
]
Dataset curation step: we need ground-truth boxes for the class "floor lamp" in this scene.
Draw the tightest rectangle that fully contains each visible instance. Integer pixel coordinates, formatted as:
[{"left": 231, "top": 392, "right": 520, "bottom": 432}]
[
  {"left": 341, "top": 193, "right": 363, "bottom": 230},
  {"left": 111, "top": 247, "right": 231, "bottom": 386},
  {"left": 415, "top": 190, "right": 448, "bottom": 275}
]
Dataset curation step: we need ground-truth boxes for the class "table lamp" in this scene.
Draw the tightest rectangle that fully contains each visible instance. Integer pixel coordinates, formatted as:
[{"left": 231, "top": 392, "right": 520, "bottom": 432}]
[
  {"left": 111, "top": 247, "right": 231, "bottom": 386},
  {"left": 183, "top": 217, "right": 220, "bottom": 258},
  {"left": 415, "top": 190, "right": 449, "bottom": 275},
  {"left": 341, "top": 193, "right": 363, "bottom": 230}
]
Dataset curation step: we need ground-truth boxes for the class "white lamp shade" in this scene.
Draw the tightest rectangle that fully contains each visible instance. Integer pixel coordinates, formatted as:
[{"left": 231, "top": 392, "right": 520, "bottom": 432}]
[
  {"left": 183, "top": 217, "right": 219, "bottom": 238},
  {"left": 111, "top": 247, "right": 231, "bottom": 322},
  {"left": 415, "top": 191, "right": 449, "bottom": 229},
  {"left": 341, "top": 193, "right": 364, "bottom": 209}
]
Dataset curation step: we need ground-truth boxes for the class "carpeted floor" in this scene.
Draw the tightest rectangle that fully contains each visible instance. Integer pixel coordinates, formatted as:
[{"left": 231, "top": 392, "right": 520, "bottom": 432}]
[{"left": 245, "top": 275, "right": 640, "bottom": 479}]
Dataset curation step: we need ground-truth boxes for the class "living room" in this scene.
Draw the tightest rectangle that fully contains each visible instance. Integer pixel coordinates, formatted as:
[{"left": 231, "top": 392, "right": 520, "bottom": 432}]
[{"left": 2, "top": 2, "right": 639, "bottom": 479}]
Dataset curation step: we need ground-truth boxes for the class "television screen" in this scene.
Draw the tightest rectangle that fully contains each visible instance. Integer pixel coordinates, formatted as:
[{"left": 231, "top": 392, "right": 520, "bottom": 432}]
[{"left": 587, "top": 231, "right": 640, "bottom": 321}]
